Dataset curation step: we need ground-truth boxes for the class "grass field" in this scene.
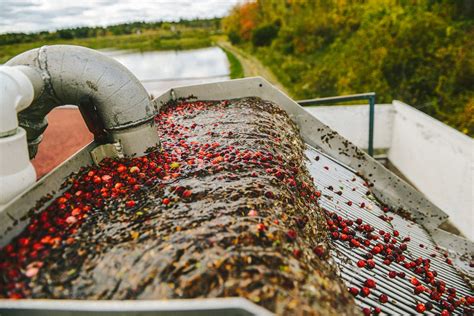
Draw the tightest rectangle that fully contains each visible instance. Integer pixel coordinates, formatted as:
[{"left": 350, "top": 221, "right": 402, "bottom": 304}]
[{"left": 220, "top": 46, "right": 244, "bottom": 79}]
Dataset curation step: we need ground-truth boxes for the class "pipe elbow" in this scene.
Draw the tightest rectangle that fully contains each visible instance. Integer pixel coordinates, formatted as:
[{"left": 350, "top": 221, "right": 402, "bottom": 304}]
[{"left": 6, "top": 45, "right": 159, "bottom": 158}]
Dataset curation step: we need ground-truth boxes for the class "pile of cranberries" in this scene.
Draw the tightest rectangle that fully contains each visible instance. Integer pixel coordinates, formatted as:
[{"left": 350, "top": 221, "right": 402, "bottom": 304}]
[
  {"left": 324, "top": 208, "right": 473, "bottom": 315},
  {"left": 0, "top": 97, "right": 472, "bottom": 316}
]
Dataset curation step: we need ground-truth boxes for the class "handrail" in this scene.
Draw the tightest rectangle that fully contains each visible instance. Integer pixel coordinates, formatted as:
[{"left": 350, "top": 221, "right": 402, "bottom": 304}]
[{"left": 297, "top": 92, "right": 376, "bottom": 156}]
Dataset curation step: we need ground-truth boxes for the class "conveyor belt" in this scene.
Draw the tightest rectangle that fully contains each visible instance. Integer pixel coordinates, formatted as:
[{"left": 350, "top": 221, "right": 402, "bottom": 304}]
[{"left": 305, "top": 145, "right": 473, "bottom": 315}]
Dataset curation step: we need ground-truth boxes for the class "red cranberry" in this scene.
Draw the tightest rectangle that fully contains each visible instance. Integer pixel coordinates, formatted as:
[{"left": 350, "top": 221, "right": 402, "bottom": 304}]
[
  {"left": 415, "top": 303, "right": 425, "bottom": 313},
  {"left": 365, "top": 278, "right": 376, "bottom": 288},
  {"left": 292, "top": 249, "right": 302, "bottom": 258},
  {"left": 424, "top": 302, "right": 433, "bottom": 311},
  {"left": 349, "top": 287, "right": 359, "bottom": 296},
  {"left": 357, "top": 260, "right": 366, "bottom": 268},
  {"left": 182, "top": 189, "right": 192, "bottom": 198},
  {"left": 313, "top": 245, "right": 325, "bottom": 258},
  {"left": 286, "top": 229, "right": 297, "bottom": 241},
  {"left": 414, "top": 285, "right": 425, "bottom": 295},
  {"left": 411, "top": 277, "right": 420, "bottom": 286},
  {"left": 247, "top": 210, "right": 258, "bottom": 217},
  {"left": 367, "top": 259, "right": 376, "bottom": 269},
  {"left": 379, "top": 293, "right": 388, "bottom": 303},
  {"left": 360, "top": 287, "right": 371, "bottom": 297}
]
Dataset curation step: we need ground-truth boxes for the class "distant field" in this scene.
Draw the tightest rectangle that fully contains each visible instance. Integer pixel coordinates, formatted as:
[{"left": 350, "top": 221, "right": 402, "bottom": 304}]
[{"left": 0, "top": 28, "right": 221, "bottom": 63}]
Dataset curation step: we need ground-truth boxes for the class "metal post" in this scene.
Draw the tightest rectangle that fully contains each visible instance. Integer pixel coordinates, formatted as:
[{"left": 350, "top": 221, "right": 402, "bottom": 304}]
[
  {"left": 368, "top": 95, "right": 375, "bottom": 157},
  {"left": 297, "top": 92, "right": 376, "bottom": 157}
]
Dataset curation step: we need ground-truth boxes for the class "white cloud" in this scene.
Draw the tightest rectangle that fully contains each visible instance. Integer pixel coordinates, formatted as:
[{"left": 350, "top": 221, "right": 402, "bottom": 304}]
[{"left": 0, "top": 0, "right": 242, "bottom": 34}]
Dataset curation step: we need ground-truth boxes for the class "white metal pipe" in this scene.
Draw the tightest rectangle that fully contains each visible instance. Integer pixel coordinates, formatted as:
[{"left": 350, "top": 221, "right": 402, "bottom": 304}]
[
  {"left": 0, "top": 66, "right": 35, "bottom": 135},
  {"left": 0, "top": 66, "right": 37, "bottom": 206},
  {"left": 6, "top": 45, "right": 160, "bottom": 158}
]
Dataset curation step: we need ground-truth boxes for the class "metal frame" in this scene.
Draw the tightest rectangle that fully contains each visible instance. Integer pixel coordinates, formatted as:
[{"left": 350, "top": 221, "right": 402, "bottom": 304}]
[
  {"left": 0, "top": 298, "right": 272, "bottom": 316},
  {"left": 298, "top": 92, "right": 376, "bottom": 156}
]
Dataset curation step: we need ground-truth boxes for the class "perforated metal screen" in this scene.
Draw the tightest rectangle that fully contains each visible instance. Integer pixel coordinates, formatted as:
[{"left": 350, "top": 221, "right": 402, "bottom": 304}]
[{"left": 305, "top": 146, "right": 473, "bottom": 315}]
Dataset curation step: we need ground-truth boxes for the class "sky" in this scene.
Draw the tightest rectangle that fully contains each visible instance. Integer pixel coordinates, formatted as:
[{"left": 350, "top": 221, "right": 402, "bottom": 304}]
[{"left": 0, "top": 0, "right": 242, "bottom": 34}]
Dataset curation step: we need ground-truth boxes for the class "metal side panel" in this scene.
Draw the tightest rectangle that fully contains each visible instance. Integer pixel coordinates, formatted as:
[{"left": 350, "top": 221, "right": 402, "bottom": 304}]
[{"left": 0, "top": 298, "right": 273, "bottom": 316}]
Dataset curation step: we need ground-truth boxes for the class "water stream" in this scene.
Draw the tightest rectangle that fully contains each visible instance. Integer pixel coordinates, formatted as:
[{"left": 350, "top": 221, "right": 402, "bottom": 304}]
[{"left": 105, "top": 46, "right": 230, "bottom": 96}]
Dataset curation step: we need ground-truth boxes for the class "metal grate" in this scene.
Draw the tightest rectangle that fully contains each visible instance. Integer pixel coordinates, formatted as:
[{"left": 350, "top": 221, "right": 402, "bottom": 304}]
[{"left": 305, "top": 145, "right": 473, "bottom": 315}]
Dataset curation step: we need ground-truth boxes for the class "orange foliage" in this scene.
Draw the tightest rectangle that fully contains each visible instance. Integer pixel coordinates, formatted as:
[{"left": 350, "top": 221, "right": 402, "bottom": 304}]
[{"left": 237, "top": 2, "right": 260, "bottom": 40}]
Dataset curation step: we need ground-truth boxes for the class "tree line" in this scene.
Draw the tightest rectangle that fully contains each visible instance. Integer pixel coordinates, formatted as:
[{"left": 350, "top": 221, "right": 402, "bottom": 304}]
[
  {"left": 223, "top": 0, "right": 473, "bottom": 135},
  {"left": 0, "top": 18, "right": 221, "bottom": 46}
]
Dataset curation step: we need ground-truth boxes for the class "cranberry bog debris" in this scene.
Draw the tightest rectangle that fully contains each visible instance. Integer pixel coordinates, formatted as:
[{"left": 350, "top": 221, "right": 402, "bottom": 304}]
[
  {"left": 0, "top": 78, "right": 472, "bottom": 315},
  {"left": 0, "top": 97, "right": 358, "bottom": 315}
]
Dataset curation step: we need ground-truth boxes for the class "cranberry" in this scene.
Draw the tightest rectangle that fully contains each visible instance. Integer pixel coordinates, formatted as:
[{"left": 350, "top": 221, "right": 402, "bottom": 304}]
[
  {"left": 366, "top": 259, "right": 376, "bottom": 269},
  {"left": 379, "top": 293, "right": 388, "bottom": 303},
  {"left": 65, "top": 216, "right": 78, "bottom": 224},
  {"left": 182, "top": 189, "right": 192, "bottom": 198},
  {"left": 357, "top": 260, "right": 366, "bottom": 268},
  {"left": 247, "top": 210, "right": 258, "bottom": 217},
  {"left": 117, "top": 165, "right": 127, "bottom": 173},
  {"left": 415, "top": 303, "right": 425, "bottom": 313},
  {"left": 125, "top": 200, "right": 136, "bottom": 208},
  {"left": 411, "top": 277, "right": 420, "bottom": 286},
  {"left": 313, "top": 245, "right": 325, "bottom": 258},
  {"left": 372, "top": 246, "right": 381, "bottom": 255},
  {"left": 18, "top": 238, "right": 30, "bottom": 247},
  {"left": 286, "top": 229, "right": 297, "bottom": 241},
  {"left": 292, "top": 249, "right": 302, "bottom": 258},
  {"left": 257, "top": 223, "right": 266, "bottom": 232},
  {"left": 349, "top": 287, "right": 359, "bottom": 296},
  {"left": 360, "top": 287, "right": 371, "bottom": 297},
  {"left": 414, "top": 285, "right": 425, "bottom": 295},
  {"left": 350, "top": 239, "right": 360, "bottom": 247},
  {"left": 365, "top": 278, "right": 376, "bottom": 288},
  {"left": 264, "top": 191, "right": 274, "bottom": 199},
  {"left": 424, "top": 302, "right": 433, "bottom": 311}
]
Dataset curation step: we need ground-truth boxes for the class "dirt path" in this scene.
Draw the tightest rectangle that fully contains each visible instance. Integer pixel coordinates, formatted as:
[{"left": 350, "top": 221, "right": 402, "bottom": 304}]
[{"left": 218, "top": 41, "right": 290, "bottom": 95}]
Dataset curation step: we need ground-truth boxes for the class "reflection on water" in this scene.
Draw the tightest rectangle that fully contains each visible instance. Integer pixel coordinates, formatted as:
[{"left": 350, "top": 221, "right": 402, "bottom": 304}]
[{"left": 105, "top": 47, "right": 230, "bottom": 96}]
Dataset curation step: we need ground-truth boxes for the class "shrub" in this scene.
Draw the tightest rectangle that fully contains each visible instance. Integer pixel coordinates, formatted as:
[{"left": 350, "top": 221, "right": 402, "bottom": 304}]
[
  {"left": 251, "top": 24, "right": 279, "bottom": 47},
  {"left": 228, "top": 30, "right": 241, "bottom": 45}
]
